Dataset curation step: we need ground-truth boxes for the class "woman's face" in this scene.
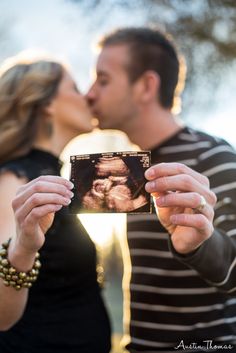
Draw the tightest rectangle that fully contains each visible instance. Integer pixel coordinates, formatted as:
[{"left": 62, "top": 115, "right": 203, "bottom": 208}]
[{"left": 50, "top": 70, "right": 93, "bottom": 135}]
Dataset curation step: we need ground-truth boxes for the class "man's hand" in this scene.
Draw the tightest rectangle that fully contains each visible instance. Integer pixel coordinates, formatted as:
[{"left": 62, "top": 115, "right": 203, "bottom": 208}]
[{"left": 145, "top": 163, "right": 217, "bottom": 254}]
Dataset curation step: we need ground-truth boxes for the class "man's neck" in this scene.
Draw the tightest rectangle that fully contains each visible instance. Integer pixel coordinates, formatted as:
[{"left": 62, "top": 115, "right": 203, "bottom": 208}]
[{"left": 124, "top": 105, "right": 184, "bottom": 150}]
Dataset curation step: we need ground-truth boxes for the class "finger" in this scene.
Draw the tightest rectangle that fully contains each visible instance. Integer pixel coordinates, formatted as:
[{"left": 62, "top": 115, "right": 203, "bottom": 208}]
[
  {"left": 16, "top": 175, "right": 73, "bottom": 197},
  {"left": 154, "top": 192, "right": 214, "bottom": 220},
  {"left": 13, "top": 177, "right": 74, "bottom": 210},
  {"left": 23, "top": 204, "right": 63, "bottom": 228},
  {"left": 19, "top": 175, "right": 73, "bottom": 191},
  {"left": 145, "top": 174, "right": 216, "bottom": 206},
  {"left": 15, "top": 192, "right": 72, "bottom": 224},
  {"left": 145, "top": 162, "right": 209, "bottom": 186},
  {"left": 170, "top": 213, "right": 214, "bottom": 237}
]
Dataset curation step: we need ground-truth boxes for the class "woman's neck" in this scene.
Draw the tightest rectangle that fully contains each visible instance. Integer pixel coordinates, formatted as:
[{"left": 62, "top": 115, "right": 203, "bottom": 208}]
[
  {"left": 33, "top": 127, "right": 77, "bottom": 157},
  {"left": 32, "top": 141, "right": 59, "bottom": 157}
]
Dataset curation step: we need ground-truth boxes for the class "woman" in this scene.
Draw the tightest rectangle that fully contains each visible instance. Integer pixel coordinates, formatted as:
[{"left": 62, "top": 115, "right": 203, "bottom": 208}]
[{"left": 0, "top": 53, "right": 111, "bottom": 353}]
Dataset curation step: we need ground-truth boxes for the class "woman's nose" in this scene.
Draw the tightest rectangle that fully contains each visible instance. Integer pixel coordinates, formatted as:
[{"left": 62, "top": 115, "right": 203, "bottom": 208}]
[
  {"left": 85, "top": 95, "right": 92, "bottom": 106},
  {"left": 85, "top": 89, "right": 95, "bottom": 106}
]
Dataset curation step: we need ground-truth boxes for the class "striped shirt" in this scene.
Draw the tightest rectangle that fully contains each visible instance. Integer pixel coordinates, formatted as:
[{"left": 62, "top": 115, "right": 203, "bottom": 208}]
[{"left": 123, "top": 126, "right": 236, "bottom": 352}]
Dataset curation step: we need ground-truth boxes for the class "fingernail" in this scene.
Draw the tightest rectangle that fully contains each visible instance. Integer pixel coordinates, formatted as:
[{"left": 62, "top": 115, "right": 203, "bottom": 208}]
[
  {"left": 64, "top": 198, "right": 72, "bottom": 205},
  {"left": 145, "top": 168, "right": 155, "bottom": 179},
  {"left": 68, "top": 181, "right": 74, "bottom": 190},
  {"left": 66, "top": 191, "right": 74, "bottom": 198},
  {"left": 146, "top": 181, "right": 155, "bottom": 191},
  {"left": 155, "top": 197, "right": 164, "bottom": 206},
  {"left": 170, "top": 215, "right": 177, "bottom": 224},
  {"left": 149, "top": 181, "right": 156, "bottom": 189}
]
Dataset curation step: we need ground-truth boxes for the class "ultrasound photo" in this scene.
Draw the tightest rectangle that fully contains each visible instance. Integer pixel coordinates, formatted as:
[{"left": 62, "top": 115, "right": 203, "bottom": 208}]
[{"left": 69, "top": 151, "right": 151, "bottom": 214}]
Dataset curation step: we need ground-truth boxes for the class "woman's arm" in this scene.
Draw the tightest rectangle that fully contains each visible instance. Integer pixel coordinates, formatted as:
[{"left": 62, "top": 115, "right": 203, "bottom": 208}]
[
  {"left": 0, "top": 172, "right": 30, "bottom": 330},
  {"left": 0, "top": 172, "right": 73, "bottom": 330}
]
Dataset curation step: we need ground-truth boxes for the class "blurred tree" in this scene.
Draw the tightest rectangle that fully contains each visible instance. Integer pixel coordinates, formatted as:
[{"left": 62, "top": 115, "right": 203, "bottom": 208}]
[
  {"left": 75, "top": 0, "right": 236, "bottom": 60},
  {"left": 147, "top": 0, "right": 236, "bottom": 59},
  {"left": 74, "top": 0, "right": 236, "bottom": 117}
]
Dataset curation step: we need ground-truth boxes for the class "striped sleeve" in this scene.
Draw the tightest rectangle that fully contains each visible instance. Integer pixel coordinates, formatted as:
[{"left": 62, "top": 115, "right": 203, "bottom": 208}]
[{"left": 170, "top": 138, "right": 236, "bottom": 294}]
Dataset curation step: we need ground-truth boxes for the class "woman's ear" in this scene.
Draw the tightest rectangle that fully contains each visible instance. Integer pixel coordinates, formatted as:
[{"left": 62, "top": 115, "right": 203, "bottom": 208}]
[
  {"left": 42, "top": 115, "right": 53, "bottom": 137},
  {"left": 43, "top": 100, "right": 56, "bottom": 117},
  {"left": 45, "top": 120, "right": 53, "bottom": 137},
  {"left": 41, "top": 103, "right": 55, "bottom": 137}
]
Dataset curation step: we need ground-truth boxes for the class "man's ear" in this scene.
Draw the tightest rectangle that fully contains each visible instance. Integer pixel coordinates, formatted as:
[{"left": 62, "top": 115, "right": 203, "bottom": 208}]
[{"left": 138, "top": 70, "right": 160, "bottom": 104}]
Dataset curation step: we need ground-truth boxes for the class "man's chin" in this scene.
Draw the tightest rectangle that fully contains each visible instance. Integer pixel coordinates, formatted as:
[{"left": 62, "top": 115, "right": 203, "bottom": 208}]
[
  {"left": 98, "top": 124, "right": 107, "bottom": 130},
  {"left": 92, "top": 115, "right": 116, "bottom": 130},
  {"left": 96, "top": 120, "right": 109, "bottom": 130},
  {"left": 97, "top": 123, "right": 114, "bottom": 131}
]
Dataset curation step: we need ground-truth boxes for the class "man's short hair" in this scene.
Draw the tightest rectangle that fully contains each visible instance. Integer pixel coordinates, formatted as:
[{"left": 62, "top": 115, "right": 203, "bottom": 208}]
[{"left": 99, "top": 27, "right": 186, "bottom": 110}]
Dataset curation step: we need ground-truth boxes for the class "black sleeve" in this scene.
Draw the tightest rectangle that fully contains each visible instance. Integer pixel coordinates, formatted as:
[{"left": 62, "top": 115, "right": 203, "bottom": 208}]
[{"left": 0, "top": 161, "right": 29, "bottom": 179}]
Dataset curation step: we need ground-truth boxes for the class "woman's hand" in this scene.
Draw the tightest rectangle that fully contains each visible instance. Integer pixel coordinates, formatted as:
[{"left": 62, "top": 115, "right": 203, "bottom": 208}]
[
  {"left": 145, "top": 163, "right": 217, "bottom": 254},
  {"left": 11, "top": 175, "right": 74, "bottom": 254}
]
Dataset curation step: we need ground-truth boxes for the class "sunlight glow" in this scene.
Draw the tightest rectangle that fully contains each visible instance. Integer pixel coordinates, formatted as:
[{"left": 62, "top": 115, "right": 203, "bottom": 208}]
[
  {"left": 201, "top": 111, "right": 236, "bottom": 148},
  {"left": 78, "top": 213, "right": 126, "bottom": 247}
]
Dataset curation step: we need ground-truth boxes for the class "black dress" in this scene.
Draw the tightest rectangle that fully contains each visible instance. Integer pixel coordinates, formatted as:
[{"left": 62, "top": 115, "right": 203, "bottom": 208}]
[{"left": 0, "top": 149, "right": 111, "bottom": 353}]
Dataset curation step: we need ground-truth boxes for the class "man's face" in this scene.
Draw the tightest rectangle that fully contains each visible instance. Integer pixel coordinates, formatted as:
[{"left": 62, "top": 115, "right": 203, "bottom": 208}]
[{"left": 87, "top": 45, "right": 139, "bottom": 132}]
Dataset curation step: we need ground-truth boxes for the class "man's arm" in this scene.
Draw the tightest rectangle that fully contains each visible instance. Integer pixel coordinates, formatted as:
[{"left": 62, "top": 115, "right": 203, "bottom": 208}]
[{"left": 145, "top": 161, "right": 236, "bottom": 294}]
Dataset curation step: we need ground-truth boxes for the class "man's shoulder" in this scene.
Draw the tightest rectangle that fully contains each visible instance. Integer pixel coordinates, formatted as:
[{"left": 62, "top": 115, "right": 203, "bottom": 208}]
[
  {"left": 150, "top": 125, "right": 236, "bottom": 172},
  {"left": 154, "top": 126, "right": 234, "bottom": 154},
  {"left": 184, "top": 127, "right": 236, "bottom": 160},
  {"left": 171, "top": 126, "right": 232, "bottom": 148}
]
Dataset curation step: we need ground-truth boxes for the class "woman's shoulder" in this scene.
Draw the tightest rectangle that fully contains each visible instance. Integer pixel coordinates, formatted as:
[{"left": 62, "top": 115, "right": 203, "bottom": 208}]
[
  {"left": 0, "top": 153, "right": 34, "bottom": 180},
  {"left": 0, "top": 170, "right": 26, "bottom": 200},
  {"left": 0, "top": 149, "right": 60, "bottom": 181}
]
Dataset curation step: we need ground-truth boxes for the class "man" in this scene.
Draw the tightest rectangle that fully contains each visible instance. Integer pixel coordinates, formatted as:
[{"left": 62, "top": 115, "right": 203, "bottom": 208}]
[{"left": 87, "top": 27, "right": 236, "bottom": 352}]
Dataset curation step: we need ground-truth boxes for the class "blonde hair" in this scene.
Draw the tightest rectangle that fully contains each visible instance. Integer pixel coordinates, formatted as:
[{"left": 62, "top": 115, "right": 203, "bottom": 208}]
[{"left": 0, "top": 52, "right": 64, "bottom": 164}]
